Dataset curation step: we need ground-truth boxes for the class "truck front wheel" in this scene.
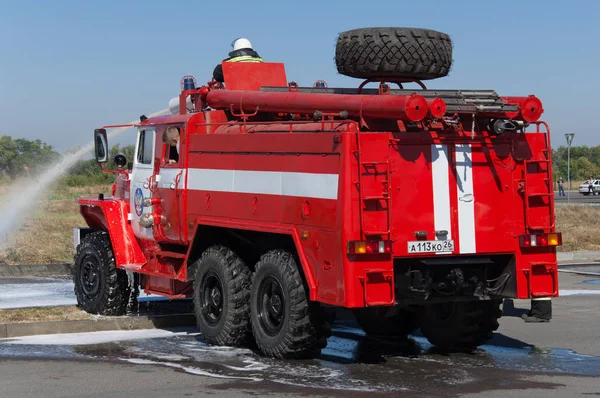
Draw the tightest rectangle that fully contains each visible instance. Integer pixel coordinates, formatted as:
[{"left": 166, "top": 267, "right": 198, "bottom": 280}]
[
  {"left": 420, "top": 300, "right": 502, "bottom": 351},
  {"left": 192, "top": 246, "right": 252, "bottom": 347},
  {"left": 250, "top": 250, "right": 332, "bottom": 359},
  {"left": 73, "top": 231, "right": 133, "bottom": 315}
]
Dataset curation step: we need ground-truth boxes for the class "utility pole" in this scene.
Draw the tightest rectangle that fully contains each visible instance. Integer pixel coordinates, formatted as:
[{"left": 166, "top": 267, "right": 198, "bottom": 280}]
[{"left": 565, "top": 133, "right": 575, "bottom": 203}]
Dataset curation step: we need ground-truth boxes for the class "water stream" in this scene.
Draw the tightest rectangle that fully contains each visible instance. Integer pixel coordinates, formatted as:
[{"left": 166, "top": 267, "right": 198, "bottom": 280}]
[{"left": 0, "top": 108, "right": 169, "bottom": 249}]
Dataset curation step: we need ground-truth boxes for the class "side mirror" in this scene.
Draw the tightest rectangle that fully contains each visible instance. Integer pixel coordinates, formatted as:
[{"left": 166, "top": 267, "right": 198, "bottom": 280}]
[
  {"left": 114, "top": 153, "right": 127, "bottom": 169},
  {"left": 94, "top": 129, "right": 108, "bottom": 163}
]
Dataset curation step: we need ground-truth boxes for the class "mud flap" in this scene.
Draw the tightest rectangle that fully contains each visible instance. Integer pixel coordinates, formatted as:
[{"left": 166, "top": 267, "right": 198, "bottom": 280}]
[
  {"left": 73, "top": 227, "right": 94, "bottom": 249},
  {"left": 359, "top": 269, "right": 394, "bottom": 306},
  {"left": 524, "top": 262, "right": 558, "bottom": 297}
]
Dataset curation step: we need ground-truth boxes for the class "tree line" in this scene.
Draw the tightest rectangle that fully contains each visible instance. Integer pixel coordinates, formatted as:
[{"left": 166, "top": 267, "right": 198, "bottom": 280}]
[
  {"left": 551, "top": 146, "right": 600, "bottom": 182},
  {"left": 0, "top": 135, "right": 134, "bottom": 186},
  {"left": 0, "top": 136, "right": 60, "bottom": 180}
]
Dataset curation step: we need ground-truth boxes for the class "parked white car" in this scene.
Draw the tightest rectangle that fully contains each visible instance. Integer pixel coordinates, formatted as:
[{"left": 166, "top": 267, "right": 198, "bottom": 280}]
[{"left": 579, "top": 180, "right": 600, "bottom": 195}]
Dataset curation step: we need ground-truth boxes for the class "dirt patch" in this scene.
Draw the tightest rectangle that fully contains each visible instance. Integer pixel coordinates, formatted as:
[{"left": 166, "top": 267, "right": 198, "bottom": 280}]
[
  {"left": 0, "top": 306, "right": 91, "bottom": 323},
  {"left": 555, "top": 206, "right": 600, "bottom": 252}
]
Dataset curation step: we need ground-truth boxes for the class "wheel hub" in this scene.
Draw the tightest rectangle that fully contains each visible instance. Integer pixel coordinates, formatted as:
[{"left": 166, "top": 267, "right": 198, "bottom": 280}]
[
  {"left": 269, "top": 295, "right": 282, "bottom": 316},
  {"left": 210, "top": 287, "right": 221, "bottom": 307},
  {"left": 201, "top": 271, "right": 223, "bottom": 326},
  {"left": 257, "top": 276, "right": 285, "bottom": 336},
  {"left": 80, "top": 258, "right": 100, "bottom": 298}
]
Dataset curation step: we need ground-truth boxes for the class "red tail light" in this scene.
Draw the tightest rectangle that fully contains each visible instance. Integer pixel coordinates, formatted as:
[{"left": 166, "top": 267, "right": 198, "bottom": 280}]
[
  {"left": 347, "top": 240, "right": 392, "bottom": 255},
  {"left": 520, "top": 233, "right": 562, "bottom": 248}
]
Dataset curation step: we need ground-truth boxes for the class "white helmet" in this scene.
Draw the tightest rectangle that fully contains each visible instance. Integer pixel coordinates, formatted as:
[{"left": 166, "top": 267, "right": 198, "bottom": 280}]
[{"left": 231, "top": 37, "right": 253, "bottom": 51}]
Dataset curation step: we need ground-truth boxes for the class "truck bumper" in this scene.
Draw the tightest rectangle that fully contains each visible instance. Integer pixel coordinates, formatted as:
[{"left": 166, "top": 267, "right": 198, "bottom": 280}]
[{"left": 389, "top": 252, "right": 558, "bottom": 305}]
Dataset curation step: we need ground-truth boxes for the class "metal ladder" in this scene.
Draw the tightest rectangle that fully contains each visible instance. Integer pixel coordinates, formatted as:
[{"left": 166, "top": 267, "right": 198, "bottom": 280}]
[
  {"left": 522, "top": 128, "right": 555, "bottom": 231},
  {"left": 355, "top": 134, "right": 392, "bottom": 239}
]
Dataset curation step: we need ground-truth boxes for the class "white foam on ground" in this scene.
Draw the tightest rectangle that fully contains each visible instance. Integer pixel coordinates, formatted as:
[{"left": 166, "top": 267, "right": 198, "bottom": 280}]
[
  {"left": 223, "top": 359, "right": 270, "bottom": 372},
  {"left": 0, "top": 279, "right": 170, "bottom": 309},
  {"left": 183, "top": 345, "right": 254, "bottom": 357},
  {"left": 0, "top": 281, "right": 76, "bottom": 309},
  {"left": 144, "top": 353, "right": 190, "bottom": 361},
  {"left": 1, "top": 328, "right": 196, "bottom": 345},
  {"left": 0, "top": 324, "right": 404, "bottom": 392},
  {"left": 124, "top": 353, "right": 392, "bottom": 392},
  {"left": 121, "top": 358, "right": 263, "bottom": 382},
  {"left": 271, "top": 378, "right": 388, "bottom": 393}
]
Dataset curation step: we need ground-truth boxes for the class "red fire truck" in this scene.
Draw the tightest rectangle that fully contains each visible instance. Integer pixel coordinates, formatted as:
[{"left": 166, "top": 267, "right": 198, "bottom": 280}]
[{"left": 73, "top": 27, "right": 561, "bottom": 359}]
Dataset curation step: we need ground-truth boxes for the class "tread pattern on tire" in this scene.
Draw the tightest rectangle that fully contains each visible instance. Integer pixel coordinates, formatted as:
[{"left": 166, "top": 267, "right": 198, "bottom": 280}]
[
  {"left": 193, "top": 245, "right": 252, "bottom": 347},
  {"left": 420, "top": 300, "right": 502, "bottom": 350},
  {"left": 251, "top": 250, "right": 332, "bottom": 359},
  {"left": 72, "top": 231, "right": 132, "bottom": 316},
  {"left": 335, "top": 27, "right": 453, "bottom": 80}
]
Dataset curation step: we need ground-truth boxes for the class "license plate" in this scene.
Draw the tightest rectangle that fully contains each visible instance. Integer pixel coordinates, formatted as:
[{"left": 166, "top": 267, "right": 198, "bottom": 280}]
[{"left": 407, "top": 240, "right": 454, "bottom": 253}]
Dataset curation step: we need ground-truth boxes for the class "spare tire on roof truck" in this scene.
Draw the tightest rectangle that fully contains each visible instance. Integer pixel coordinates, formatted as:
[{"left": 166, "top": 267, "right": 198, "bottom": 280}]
[{"left": 335, "top": 27, "right": 453, "bottom": 81}]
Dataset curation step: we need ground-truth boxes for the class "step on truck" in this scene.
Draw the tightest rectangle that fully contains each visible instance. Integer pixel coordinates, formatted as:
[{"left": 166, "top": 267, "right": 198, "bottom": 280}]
[{"left": 73, "top": 27, "right": 561, "bottom": 358}]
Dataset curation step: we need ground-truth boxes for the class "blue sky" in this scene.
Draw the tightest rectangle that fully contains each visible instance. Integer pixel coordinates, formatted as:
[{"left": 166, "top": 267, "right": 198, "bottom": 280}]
[{"left": 1, "top": 0, "right": 598, "bottom": 152}]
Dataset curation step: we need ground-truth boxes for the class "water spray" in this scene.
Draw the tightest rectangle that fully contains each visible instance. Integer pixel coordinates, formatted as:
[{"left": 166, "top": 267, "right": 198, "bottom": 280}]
[{"left": 0, "top": 108, "right": 169, "bottom": 250}]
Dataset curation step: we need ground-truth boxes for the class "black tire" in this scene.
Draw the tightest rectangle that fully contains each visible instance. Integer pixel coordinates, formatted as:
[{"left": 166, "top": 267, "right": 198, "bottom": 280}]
[
  {"left": 354, "top": 307, "right": 420, "bottom": 337},
  {"left": 420, "top": 300, "right": 503, "bottom": 350},
  {"left": 335, "top": 27, "right": 453, "bottom": 81},
  {"left": 72, "top": 231, "right": 133, "bottom": 315},
  {"left": 250, "top": 250, "right": 332, "bottom": 359},
  {"left": 192, "top": 246, "right": 252, "bottom": 346}
]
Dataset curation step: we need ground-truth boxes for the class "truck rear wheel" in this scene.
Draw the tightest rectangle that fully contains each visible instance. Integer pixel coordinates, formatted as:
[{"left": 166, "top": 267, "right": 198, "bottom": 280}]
[
  {"left": 192, "top": 246, "right": 252, "bottom": 347},
  {"left": 354, "top": 307, "right": 420, "bottom": 337},
  {"left": 335, "top": 27, "right": 453, "bottom": 81},
  {"left": 420, "top": 300, "right": 502, "bottom": 350},
  {"left": 250, "top": 250, "right": 332, "bottom": 359},
  {"left": 72, "top": 231, "right": 133, "bottom": 315}
]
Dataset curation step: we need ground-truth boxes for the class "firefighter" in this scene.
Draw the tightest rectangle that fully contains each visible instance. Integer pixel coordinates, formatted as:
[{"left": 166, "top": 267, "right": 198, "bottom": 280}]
[
  {"left": 162, "top": 126, "right": 180, "bottom": 164},
  {"left": 522, "top": 297, "right": 552, "bottom": 323},
  {"left": 212, "top": 38, "right": 264, "bottom": 83}
]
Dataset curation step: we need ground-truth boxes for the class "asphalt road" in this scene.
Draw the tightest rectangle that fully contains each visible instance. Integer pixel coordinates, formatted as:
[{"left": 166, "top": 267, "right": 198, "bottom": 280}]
[
  {"left": 0, "top": 270, "right": 599, "bottom": 397},
  {"left": 554, "top": 191, "right": 600, "bottom": 203}
]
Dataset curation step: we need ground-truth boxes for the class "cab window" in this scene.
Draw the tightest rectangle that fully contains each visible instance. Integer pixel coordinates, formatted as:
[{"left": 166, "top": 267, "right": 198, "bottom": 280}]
[
  {"left": 161, "top": 126, "right": 182, "bottom": 166},
  {"left": 137, "top": 130, "right": 154, "bottom": 165}
]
